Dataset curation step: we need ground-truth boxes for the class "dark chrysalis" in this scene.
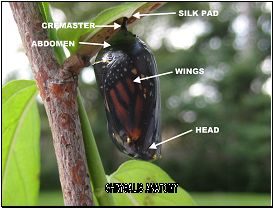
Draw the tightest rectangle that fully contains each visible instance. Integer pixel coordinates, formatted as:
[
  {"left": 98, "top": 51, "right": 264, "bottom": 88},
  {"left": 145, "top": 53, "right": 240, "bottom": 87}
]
[{"left": 93, "top": 17, "right": 161, "bottom": 161}]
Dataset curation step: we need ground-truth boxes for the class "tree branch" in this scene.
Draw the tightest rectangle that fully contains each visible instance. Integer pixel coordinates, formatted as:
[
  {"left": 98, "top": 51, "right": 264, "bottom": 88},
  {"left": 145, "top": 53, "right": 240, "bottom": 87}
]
[{"left": 10, "top": 2, "right": 94, "bottom": 206}]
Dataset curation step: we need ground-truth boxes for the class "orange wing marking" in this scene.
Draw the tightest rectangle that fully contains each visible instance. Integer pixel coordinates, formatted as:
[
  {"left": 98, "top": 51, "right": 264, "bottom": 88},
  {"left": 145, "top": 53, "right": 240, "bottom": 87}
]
[
  {"left": 116, "top": 82, "right": 130, "bottom": 104},
  {"left": 110, "top": 89, "right": 129, "bottom": 132},
  {"left": 126, "top": 78, "right": 135, "bottom": 94}
]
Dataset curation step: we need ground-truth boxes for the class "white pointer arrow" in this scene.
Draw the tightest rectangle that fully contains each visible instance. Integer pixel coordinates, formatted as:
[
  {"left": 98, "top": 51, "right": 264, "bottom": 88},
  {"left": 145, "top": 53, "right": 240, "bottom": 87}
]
[
  {"left": 149, "top": 129, "right": 193, "bottom": 149},
  {"left": 133, "top": 71, "right": 173, "bottom": 83},
  {"left": 95, "top": 22, "right": 121, "bottom": 30},
  {"left": 79, "top": 41, "right": 111, "bottom": 48},
  {"left": 133, "top": 12, "right": 176, "bottom": 19}
]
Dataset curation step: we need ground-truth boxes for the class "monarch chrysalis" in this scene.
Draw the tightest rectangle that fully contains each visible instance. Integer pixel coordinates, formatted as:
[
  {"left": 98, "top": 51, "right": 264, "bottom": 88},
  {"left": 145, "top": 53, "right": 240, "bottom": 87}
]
[{"left": 93, "top": 17, "right": 161, "bottom": 161}]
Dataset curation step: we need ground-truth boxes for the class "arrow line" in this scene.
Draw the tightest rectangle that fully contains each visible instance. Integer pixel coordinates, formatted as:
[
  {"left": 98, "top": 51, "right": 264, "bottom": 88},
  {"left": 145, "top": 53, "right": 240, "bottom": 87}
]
[
  {"left": 95, "top": 22, "right": 121, "bottom": 30},
  {"left": 79, "top": 41, "right": 110, "bottom": 48},
  {"left": 133, "top": 12, "right": 176, "bottom": 19},
  {"left": 149, "top": 129, "right": 193, "bottom": 149},
  {"left": 133, "top": 71, "right": 173, "bottom": 83}
]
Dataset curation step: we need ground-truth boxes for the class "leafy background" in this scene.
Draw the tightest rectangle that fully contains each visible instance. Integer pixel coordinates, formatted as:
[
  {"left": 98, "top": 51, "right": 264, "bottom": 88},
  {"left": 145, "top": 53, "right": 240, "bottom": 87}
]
[
  {"left": 2, "top": 1, "right": 271, "bottom": 205},
  {"left": 2, "top": 80, "right": 40, "bottom": 206}
]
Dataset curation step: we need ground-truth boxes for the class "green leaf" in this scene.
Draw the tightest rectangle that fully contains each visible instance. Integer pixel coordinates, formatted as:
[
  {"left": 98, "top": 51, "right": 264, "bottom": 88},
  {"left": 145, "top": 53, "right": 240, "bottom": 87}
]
[
  {"left": 57, "top": 2, "right": 147, "bottom": 54},
  {"left": 2, "top": 80, "right": 40, "bottom": 206},
  {"left": 108, "top": 161, "right": 196, "bottom": 206}
]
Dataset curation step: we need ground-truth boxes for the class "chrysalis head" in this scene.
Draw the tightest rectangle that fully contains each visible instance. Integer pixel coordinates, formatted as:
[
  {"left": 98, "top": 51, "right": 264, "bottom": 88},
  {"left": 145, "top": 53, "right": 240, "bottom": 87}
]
[{"left": 93, "top": 17, "right": 161, "bottom": 161}]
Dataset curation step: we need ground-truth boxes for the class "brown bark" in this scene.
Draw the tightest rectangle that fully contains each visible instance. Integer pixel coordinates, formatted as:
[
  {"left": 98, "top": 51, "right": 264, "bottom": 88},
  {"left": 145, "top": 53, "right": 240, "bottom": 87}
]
[{"left": 10, "top": 2, "right": 94, "bottom": 206}]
